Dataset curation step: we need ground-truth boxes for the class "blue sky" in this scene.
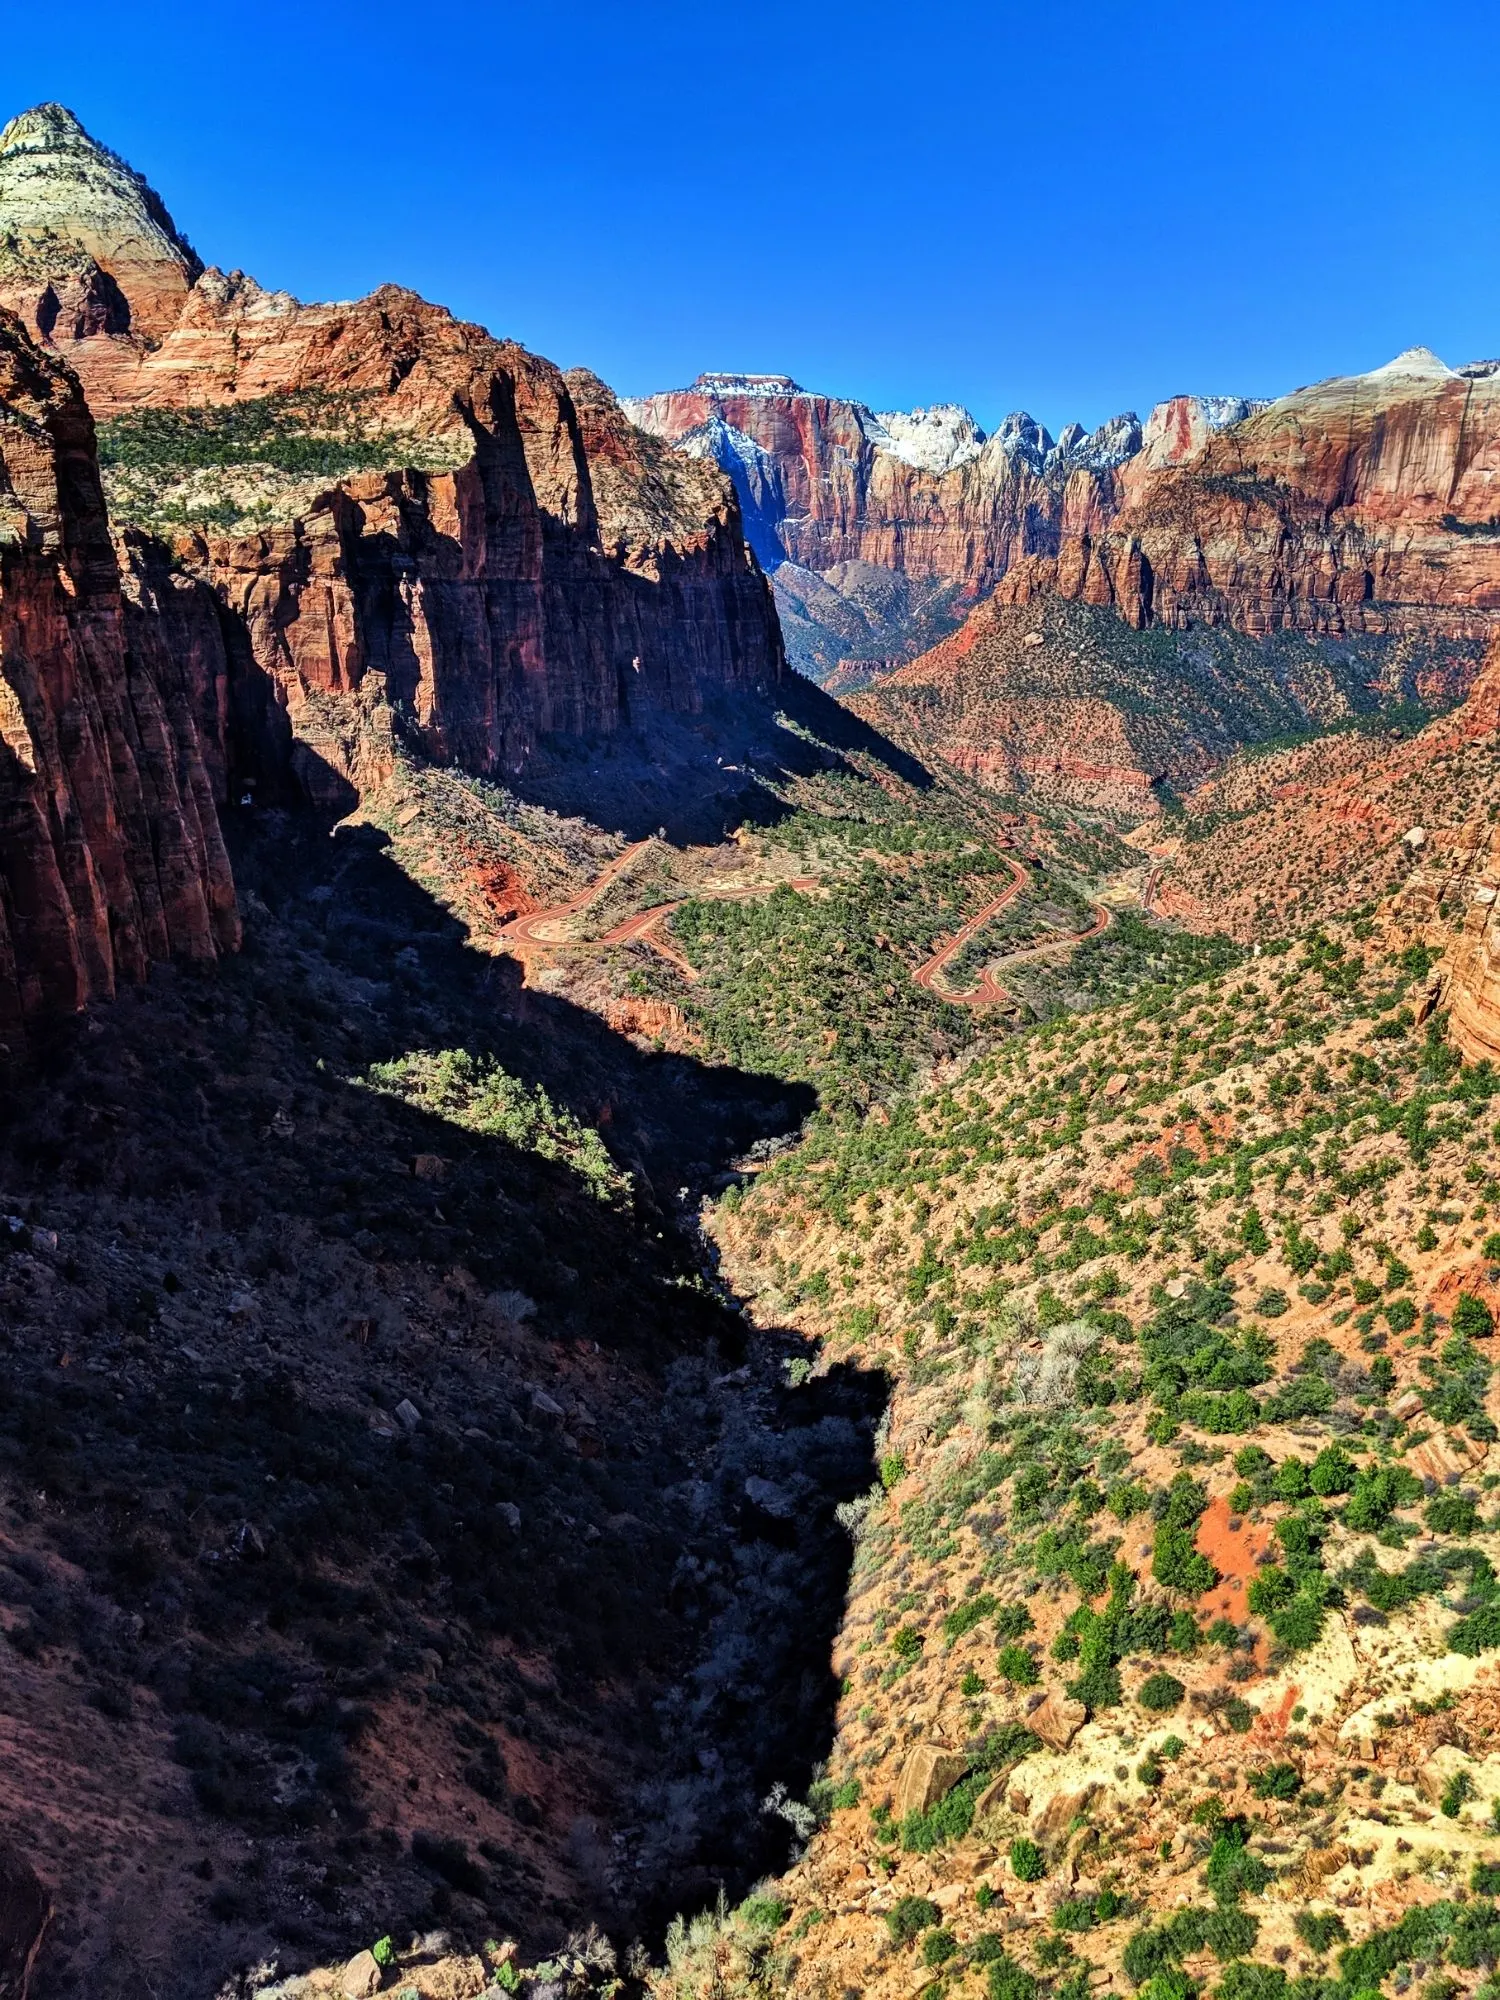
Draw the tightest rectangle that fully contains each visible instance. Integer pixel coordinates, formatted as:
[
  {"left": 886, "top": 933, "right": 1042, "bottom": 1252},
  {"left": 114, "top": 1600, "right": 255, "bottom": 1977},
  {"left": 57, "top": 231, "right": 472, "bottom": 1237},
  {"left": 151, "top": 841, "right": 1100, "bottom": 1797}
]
[{"left": 5, "top": 0, "right": 1498, "bottom": 433}]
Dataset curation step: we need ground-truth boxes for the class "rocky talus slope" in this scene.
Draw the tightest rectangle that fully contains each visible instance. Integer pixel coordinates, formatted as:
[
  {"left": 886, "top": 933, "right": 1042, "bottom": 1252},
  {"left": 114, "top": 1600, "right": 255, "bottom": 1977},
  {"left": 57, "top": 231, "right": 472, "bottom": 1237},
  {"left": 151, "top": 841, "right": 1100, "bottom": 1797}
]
[
  {"left": 0, "top": 309, "right": 237, "bottom": 1037},
  {"left": 678, "top": 905, "right": 1500, "bottom": 2000}
]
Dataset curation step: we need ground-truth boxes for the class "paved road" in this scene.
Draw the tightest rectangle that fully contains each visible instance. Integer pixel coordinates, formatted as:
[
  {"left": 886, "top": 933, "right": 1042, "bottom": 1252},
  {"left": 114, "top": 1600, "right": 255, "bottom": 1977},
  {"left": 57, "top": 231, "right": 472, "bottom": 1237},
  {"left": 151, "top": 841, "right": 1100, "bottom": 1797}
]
[
  {"left": 912, "top": 855, "right": 1031, "bottom": 1007},
  {"left": 498, "top": 840, "right": 655, "bottom": 946}
]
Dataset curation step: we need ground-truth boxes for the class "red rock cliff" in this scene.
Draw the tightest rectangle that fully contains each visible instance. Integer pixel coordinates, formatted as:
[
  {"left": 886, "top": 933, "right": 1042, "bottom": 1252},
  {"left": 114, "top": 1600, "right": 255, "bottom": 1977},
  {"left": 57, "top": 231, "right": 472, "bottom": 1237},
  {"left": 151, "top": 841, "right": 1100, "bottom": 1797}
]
[
  {"left": 624, "top": 373, "right": 1126, "bottom": 595},
  {"left": 0, "top": 313, "right": 237, "bottom": 1039},
  {"left": 0, "top": 110, "right": 783, "bottom": 808},
  {"left": 997, "top": 349, "right": 1500, "bottom": 638}
]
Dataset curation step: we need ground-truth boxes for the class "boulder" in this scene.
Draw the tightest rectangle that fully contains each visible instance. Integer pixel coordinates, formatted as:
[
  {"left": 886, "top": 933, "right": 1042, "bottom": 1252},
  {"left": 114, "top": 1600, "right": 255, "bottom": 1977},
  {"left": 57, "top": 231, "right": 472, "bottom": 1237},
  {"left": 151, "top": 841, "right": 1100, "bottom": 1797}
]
[
  {"left": 896, "top": 1742, "right": 970, "bottom": 1821},
  {"left": 1033, "top": 1781, "right": 1102, "bottom": 1848},
  {"left": 0, "top": 1843, "right": 50, "bottom": 2000},
  {"left": 1416, "top": 1744, "right": 1472, "bottom": 1808},
  {"left": 1028, "top": 1691, "right": 1087, "bottom": 1751},
  {"left": 340, "top": 1950, "right": 385, "bottom": 1999}
]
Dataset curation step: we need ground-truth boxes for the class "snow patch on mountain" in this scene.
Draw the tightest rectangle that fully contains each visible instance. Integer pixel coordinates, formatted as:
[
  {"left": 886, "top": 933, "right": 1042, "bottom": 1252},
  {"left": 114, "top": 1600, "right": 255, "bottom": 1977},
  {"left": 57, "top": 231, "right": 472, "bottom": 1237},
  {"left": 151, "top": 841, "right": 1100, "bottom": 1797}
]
[{"left": 867, "top": 404, "right": 985, "bottom": 474}]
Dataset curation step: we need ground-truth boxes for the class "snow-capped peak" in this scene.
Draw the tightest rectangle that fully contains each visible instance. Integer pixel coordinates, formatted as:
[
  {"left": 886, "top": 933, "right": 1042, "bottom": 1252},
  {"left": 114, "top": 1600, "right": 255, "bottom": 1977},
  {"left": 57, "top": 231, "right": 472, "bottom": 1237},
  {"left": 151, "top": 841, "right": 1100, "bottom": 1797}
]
[{"left": 867, "top": 403, "right": 986, "bottom": 474}]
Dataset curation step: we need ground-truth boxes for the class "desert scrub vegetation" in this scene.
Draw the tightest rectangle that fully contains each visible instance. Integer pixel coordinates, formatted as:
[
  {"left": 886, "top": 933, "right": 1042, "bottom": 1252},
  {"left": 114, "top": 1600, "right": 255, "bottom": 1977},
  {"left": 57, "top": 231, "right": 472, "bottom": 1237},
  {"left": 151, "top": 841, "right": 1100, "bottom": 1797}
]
[
  {"left": 670, "top": 860, "right": 992, "bottom": 1106},
  {"left": 655, "top": 1889, "right": 794, "bottom": 2000},
  {"left": 98, "top": 388, "right": 468, "bottom": 530},
  {"left": 360, "top": 1049, "right": 630, "bottom": 1203},
  {"left": 712, "top": 895, "right": 1500, "bottom": 1817}
]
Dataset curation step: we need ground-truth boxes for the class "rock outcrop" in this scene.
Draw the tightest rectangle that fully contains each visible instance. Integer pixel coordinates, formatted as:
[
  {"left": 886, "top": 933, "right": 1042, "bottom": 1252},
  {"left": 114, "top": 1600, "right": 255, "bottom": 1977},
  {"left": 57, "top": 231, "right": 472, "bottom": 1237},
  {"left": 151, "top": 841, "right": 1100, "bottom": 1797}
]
[
  {"left": 624, "top": 372, "right": 1128, "bottom": 602},
  {"left": 0, "top": 103, "right": 201, "bottom": 353},
  {"left": 0, "top": 311, "right": 237, "bottom": 1039}
]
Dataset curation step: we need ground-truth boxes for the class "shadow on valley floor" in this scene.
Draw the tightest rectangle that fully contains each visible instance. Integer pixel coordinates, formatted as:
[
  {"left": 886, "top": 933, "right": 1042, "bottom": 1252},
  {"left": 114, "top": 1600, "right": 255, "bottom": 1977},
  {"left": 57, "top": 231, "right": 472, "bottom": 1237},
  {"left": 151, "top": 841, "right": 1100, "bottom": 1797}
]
[
  {"left": 507, "top": 675, "right": 936, "bottom": 844},
  {"left": 0, "top": 799, "right": 885, "bottom": 2000}
]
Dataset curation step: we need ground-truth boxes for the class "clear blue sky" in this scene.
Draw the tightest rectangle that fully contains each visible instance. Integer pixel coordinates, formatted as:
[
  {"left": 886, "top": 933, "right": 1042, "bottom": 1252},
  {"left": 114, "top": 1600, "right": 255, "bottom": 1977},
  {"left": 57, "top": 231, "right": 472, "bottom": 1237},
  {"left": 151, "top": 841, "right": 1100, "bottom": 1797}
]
[{"left": 6, "top": 0, "right": 1498, "bottom": 433}]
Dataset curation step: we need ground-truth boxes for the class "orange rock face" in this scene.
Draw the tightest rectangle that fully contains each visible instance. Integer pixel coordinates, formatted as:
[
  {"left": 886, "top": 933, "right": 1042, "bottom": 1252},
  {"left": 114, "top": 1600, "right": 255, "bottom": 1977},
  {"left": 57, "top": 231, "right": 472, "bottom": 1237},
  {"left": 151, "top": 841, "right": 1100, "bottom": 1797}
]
[{"left": 0, "top": 312, "right": 238, "bottom": 1038}]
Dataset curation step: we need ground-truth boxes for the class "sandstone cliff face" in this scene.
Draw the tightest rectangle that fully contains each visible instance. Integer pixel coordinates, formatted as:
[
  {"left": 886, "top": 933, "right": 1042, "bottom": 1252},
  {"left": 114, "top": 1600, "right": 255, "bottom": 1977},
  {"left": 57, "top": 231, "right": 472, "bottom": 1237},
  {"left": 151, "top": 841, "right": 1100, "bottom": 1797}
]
[
  {"left": 0, "top": 313, "right": 237, "bottom": 1038},
  {"left": 999, "top": 349, "right": 1500, "bottom": 637},
  {"left": 0, "top": 111, "right": 782, "bottom": 810},
  {"left": 624, "top": 372, "right": 1126, "bottom": 594},
  {"left": 623, "top": 375, "right": 1266, "bottom": 679}
]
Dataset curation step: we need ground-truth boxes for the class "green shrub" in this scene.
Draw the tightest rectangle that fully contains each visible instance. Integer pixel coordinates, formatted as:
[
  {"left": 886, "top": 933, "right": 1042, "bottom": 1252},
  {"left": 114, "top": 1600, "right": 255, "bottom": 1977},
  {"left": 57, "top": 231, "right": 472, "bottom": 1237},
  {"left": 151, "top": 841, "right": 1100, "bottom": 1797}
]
[
  {"left": 1269, "top": 1595, "right": 1326, "bottom": 1651},
  {"left": 1201, "top": 1911, "right": 1260, "bottom": 1959},
  {"left": 880, "top": 1451, "right": 907, "bottom": 1490},
  {"left": 890, "top": 1625, "right": 924, "bottom": 1658},
  {"left": 1246, "top": 1565, "right": 1295, "bottom": 1617},
  {"left": 1271, "top": 1459, "right": 1309, "bottom": 1501},
  {"left": 944, "top": 1594, "right": 998, "bottom": 1642},
  {"left": 1453, "top": 1293, "right": 1495, "bottom": 1340},
  {"left": 923, "top": 1930, "right": 958, "bottom": 1967},
  {"left": 1249, "top": 1763, "right": 1300, "bottom": 1801},
  {"left": 998, "top": 1643, "right": 1039, "bottom": 1686},
  {"left": 1384, "top": 1298, "right": 1417, "bottom": 1334},
  {"left": 1293, "top": 1911, "right": 1347, "bottom": 1954},
  {"left": 887, "top": 1896, "right": 942, "bottom": 1944},
  {"left": 1170, "top": 1611, "right": 1201, "bottom": 1654},
  {"left": 1215, "top": 1965, "right": 1285, "bottom": 2000},
  {"left": 1426, "top": 1490, "right": 1480, "bottom": 1536},
  {"left": 1308, "top": 1445, "right": 1356, "bottom": 1497},
  {"left": 739, "top": 1896, "right": 790, "bottom": 1929},
  {"left": 1010, "top": 1836, "right": 1046, "bottom": 1881},
  {"left": 1204, "top": 1823, "right": 1271, "bottom": 1901},
  {"left": 1154, "top": 1515, "right": 1215, "bottom": 1595},
  {"left": 987, "top": 1955, "right": 1039, "bottom": 2000},
  {"left": 1472, "top": 1862, "right": 1500, "bottom": 1895},
  {"left": 1138, "top": 1671, "right": 1186, "bottom": 1713},
  {"left": 994, "top": 1603, "right": 1034, "bottom": 1641},
  {"left": 1441, "top": 1770, "right": 1475, "bottom": 1818}
]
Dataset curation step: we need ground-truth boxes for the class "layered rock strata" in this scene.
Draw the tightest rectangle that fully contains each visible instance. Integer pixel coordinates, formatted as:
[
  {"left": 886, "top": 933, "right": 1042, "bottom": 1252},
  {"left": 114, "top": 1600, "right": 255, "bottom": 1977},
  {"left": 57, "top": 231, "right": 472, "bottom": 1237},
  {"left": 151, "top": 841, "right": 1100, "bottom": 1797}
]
[
  {"left": 0, "top": 107, "right": 783, "bottom": 808},
  {"left": 997, "top": 348, "right": 1500, "bottom": 636}
]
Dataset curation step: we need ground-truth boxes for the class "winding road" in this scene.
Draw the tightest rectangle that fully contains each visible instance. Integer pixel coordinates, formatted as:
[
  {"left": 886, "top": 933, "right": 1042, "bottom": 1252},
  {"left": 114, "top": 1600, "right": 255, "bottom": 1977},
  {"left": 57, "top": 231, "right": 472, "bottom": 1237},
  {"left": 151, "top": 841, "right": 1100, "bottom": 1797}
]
[
  {"left": 913, "top": 858, "right": 1112, "bottom": 1008},
  {"left": 499, "top": 851, "right": 816, "bottom": 985},
  {"left": 500, "top": 841, "right": 1113, "bottom": 1012}
]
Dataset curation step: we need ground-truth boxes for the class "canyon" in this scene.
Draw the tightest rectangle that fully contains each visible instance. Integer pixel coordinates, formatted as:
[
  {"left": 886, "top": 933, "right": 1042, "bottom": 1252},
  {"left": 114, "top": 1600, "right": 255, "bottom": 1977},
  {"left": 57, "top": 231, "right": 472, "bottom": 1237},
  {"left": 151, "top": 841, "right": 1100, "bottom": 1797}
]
[{"left": 6, "top": 84, "right": 1500, "bottom": 2000}]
